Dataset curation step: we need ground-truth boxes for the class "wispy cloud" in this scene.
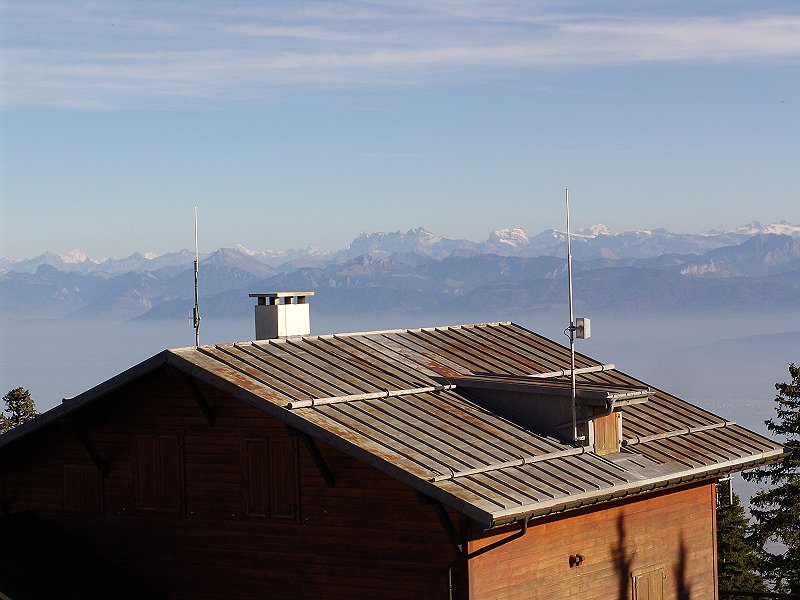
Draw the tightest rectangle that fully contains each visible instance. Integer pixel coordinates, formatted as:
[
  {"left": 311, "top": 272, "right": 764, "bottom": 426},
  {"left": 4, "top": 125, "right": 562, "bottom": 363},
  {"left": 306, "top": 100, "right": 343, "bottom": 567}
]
[{"left": 3, "top": 1, "right": 800, "bottom": 109}]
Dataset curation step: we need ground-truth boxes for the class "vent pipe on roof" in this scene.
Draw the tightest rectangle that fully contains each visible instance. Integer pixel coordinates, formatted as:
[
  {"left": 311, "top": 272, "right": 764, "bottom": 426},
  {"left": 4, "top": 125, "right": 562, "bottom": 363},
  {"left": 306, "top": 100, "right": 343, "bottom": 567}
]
[{"left": 250, "top": 292, "right": 314, "bottom": 340}]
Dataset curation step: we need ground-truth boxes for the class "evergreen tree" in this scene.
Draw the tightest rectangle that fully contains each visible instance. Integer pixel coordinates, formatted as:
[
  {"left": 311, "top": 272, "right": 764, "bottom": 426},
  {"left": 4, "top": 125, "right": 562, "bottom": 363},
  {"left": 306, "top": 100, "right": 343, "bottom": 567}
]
[
  {"left": 0, "top": 387, "right": 38, "bottom": 433},
  {"left": 716, "top": 489, "right": 765, "bottom": 595},
  {"left": 743, "top": 363, "right": 800, "bottom": 594}
]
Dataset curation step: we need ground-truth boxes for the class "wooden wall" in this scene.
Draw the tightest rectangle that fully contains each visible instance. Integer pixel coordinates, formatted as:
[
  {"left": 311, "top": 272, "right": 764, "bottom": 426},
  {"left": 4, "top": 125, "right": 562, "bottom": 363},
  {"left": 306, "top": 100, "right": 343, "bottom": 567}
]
[
  {"left": 0, "top": 366, "right": 466, "bottom": 600},
  {"left": 0, "top": 364, "right": 720, "bottom": 600},
  {"left": 467, "top": 482, "right": 718, "bottom": 599}
]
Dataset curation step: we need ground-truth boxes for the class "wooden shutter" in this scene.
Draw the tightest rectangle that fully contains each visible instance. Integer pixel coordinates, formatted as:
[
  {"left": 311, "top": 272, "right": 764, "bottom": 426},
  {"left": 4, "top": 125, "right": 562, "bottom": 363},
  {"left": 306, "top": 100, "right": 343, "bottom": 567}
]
[
  {"left": 133, "top": 434, "right": 182, "bottom": 513},
  {"left": 244, "top": 438, "right": 269, "bottom": 516},
  {"left": 62, "top": 464, "right": 101, "bottom": 513},
  {"left": 242, "top": 436, "right": 299, "bottom": 520},
  {"left": 632, "top": 566, "right": 665, "bottom": 600},
  {"left": 269, "top": 437, "right": 298, "bottom": 520}
]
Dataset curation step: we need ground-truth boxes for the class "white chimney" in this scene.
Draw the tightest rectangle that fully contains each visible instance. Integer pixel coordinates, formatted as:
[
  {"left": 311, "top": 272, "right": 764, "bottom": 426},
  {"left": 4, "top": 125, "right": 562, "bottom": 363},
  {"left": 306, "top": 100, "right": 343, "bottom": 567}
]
[{"left": 250, "top": 292, "right": 314, "bottom": 340}]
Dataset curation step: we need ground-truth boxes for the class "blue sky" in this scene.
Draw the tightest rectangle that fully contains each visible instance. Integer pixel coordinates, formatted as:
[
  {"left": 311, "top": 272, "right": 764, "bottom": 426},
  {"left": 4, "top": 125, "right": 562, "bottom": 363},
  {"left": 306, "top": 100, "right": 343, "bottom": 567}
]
[{"left": 1, "top": 1, "right": 798, "bottom": 259}]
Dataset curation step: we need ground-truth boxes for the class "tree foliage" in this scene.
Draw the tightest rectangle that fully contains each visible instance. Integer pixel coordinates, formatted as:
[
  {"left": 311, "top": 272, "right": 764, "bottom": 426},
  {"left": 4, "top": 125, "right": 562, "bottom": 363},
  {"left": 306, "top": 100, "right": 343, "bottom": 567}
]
[
  {"left": 743, "top": 363, "right": 800, "bottom": 594},
  {"left": 0, "top": 387, "right": 38, "bottom": 433},
  {"left": 716, "top": 489, "right": 765, "bottom": 595}
]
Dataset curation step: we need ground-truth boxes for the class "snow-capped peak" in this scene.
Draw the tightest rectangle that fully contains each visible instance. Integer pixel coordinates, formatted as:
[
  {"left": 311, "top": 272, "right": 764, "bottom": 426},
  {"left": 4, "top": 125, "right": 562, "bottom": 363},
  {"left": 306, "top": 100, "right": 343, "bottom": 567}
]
[
  {"left": 701, "top": 221, "right": 800, "bottom": 237},
  {"left": 233, "top": 243, "right": 257, "bottom": 256},
  {"left": 488, "top": 227, "right": 529, "bottom": 247},
  {"left": 143, "top": 252, "right": 159, "bottom": 260},
  {"left": 409, "top": 226, "right": 442, "bottom": 245},
  {"left": 744, "top": 221, "right": 800, "bottom": 236},
  {"left": 577, "top": 224, "right": 613, "bottom": 237},
  {"left": 61, "top": 249, "right": 91, "bottom": 263}
]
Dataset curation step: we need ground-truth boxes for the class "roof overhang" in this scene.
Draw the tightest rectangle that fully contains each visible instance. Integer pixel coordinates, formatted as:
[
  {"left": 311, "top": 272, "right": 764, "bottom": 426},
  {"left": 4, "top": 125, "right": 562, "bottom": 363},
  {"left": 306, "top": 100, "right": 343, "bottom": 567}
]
[
  {"left": 443, "top": 374, "right": 653, "bottom": 407},
  {"left": 0, "top": 351, "right": 172, "bottom": 452},
  {"left": 484, "top": 448, "right": 788, "bottom": 528}
]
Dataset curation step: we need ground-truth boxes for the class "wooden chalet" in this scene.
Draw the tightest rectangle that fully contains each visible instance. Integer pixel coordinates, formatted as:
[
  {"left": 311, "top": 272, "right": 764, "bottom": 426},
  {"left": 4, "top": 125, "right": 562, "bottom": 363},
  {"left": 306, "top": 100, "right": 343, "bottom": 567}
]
[{"left": 0, "top": 293, "right": 785, "bottom": 599}]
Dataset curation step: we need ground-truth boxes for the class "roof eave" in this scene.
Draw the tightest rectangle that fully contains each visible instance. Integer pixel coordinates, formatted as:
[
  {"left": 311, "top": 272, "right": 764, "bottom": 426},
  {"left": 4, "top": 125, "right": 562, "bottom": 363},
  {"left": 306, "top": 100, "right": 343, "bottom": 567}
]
[{"left": 488, "top": 449, "right": 787, "bottom": 529}]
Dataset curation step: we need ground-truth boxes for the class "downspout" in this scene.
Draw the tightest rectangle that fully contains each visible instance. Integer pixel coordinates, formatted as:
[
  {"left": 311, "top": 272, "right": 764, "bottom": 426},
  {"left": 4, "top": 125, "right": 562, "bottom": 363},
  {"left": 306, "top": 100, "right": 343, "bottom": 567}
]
[
  {"left": 594, "top": 398, "right": 616, "bottom": 421},
  {"left": 446, "top": 515, "right": 531, "bottom": 600}
]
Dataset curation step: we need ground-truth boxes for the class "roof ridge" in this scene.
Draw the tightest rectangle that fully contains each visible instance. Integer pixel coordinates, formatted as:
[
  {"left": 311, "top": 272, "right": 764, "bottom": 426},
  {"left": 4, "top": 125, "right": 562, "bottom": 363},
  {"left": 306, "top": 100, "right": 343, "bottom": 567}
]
[{"left": 170, "top": 321, "right": 514, "bottom": 350}]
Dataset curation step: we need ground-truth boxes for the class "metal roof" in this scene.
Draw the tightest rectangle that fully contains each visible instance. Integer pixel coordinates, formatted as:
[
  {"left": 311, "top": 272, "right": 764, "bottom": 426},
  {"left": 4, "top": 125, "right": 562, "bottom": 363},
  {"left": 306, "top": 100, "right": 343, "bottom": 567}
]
[
  {"left": 0, "top": 321, "right": 785, "bottom": 528},
  {"left": 165, "top": 322, "right": 785, "bottom": 527}
]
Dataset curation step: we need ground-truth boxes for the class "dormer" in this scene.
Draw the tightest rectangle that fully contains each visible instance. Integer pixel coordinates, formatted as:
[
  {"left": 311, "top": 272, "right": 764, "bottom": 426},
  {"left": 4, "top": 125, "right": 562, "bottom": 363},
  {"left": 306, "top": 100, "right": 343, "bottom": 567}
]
[{"left": 441, "top": 369, "right": 652, "bottom": 454}]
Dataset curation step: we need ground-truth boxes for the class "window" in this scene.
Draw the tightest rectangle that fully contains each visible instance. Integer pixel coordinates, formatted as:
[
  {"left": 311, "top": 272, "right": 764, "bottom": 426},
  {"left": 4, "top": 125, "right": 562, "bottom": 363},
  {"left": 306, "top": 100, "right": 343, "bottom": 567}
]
[
  {"left": 133, "top": 434, "right": 183, "bottom": 513},
  {"left": 62, "top": 464, "right": 101, "bottom": 513},
  {"left": 631, "top": 566, "right": 665, "bottom": 600},
  {"left": 243, "top": 436, "right": 298, "bottom": 520}
]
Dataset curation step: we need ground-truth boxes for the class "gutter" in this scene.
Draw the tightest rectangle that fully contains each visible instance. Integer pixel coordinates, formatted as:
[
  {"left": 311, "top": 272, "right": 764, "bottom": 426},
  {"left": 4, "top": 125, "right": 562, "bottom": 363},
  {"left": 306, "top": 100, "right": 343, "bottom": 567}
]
[{"left": 488, "top": 450, "right": 788, "bottom": 528}]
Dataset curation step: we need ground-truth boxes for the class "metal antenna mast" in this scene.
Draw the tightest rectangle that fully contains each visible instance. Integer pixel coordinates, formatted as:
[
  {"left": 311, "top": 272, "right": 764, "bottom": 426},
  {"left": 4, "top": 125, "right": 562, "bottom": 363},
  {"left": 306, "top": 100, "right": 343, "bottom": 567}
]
[
  {"left": 565, "top": 189, "right": 588, "bottom": 444},
  {"left": 193, "top": 205, "right": 201, "bottom": 347}
]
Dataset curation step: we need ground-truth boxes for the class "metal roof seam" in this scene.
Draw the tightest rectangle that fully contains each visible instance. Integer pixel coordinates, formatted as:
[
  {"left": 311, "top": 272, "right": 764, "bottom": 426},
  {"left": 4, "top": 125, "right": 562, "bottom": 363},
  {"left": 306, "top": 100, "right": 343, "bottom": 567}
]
[
  {"left": 326, "top": 400, "right": 476, "bottom": 472},
  {"left": 354, "top": 397, "right": 496, "bottom": 467},
  {"left": 430, "top": 447, "right": 586, "bottom": 482},
  {"left": 195, "top": 345, "right": 307, "bottom": 400},
  {"left": 244, "top": 341, "right": 359, "bottom": 397},
  {"left": 464, "top": 326, "right": 554, "bottom": 373},
  {"left": 319, "top": 335, "right": 429, "bottom": 388},
  {"left": 372, "top": 332, "right": 468, "bottom": 376},
  {"left": 282, "top": 338, "right": 381, "bottom": 393},
  {"left": 312, "top": 403, "right": 445, "bottom": 476},
  {"left": 444, "top": 325, "right": 550, "bottom": 374},
  {"left": 409, "top": 328, "right": 498, "bottom": 373},
  {"left": 394, "top": 394, "right": 550, "bottom": 459}
]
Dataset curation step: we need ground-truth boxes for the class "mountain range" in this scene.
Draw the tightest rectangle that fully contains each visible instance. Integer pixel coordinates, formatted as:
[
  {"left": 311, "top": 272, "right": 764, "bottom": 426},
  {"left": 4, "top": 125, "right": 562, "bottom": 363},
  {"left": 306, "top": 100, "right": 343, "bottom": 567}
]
[{"left": 2, "top": 222, "right": 799, "bottom": 321}]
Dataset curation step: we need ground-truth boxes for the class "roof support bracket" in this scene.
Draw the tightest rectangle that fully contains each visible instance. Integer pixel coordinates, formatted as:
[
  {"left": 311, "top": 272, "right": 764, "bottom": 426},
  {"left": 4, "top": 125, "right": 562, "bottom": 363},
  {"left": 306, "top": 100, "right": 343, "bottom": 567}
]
[
  {"left": 183, "top": 374, "right": 215, "bottom": 426},
  {"left": 287, "top": 426, "right": 335, "bottom": 487},
  {"left": 418, "top": 493, "right": 464, "bottom": 555},
  {"left": 67, "top": 419, "right": 111, "bottom": 478},
  {"left": 443, "top": 514, "right": 530, "bottom": 600}
]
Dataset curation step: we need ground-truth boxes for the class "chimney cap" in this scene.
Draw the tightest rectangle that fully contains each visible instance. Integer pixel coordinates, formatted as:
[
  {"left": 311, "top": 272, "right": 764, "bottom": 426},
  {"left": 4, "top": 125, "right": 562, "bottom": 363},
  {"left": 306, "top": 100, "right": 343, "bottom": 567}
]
[
  {"left": 251, "top": 291, "right": 314, "bottom": 339},
  {"left": 249, "top": 292, "right": 315, "bottom": 298}
]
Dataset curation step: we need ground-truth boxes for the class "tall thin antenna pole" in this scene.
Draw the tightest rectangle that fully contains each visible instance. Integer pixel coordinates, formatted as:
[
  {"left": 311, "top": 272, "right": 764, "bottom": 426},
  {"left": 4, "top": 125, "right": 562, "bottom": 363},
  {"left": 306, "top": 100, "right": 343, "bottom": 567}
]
[
  {"left": 565, "top": 189, "right": 582, "bottom": 444},
  {"left": 193, "top": 205, "right": 201, "bottom": 347}
]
